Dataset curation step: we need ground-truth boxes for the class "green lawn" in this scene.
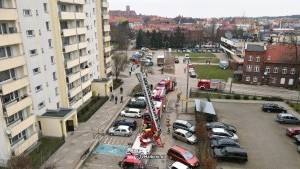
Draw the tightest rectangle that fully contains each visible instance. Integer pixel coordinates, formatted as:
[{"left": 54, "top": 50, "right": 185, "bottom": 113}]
[
  {"left": 194, "top": 65, "right": 233, "bottom": 80},
  {"left": 190, "top": 57, "right": 220, "bottom": 63},
  {"left": 188, "top": 53, "right": 216, "bottom": 58}
]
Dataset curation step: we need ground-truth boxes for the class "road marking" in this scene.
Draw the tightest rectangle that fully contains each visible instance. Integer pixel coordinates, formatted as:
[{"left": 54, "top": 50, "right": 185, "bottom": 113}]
[
  {"left": 108, "top": 137, "right": 113, "bottom": 144},
  {"left": 111, "top": 138, "right": 116, "bottom": 145},
  {"left": 103, "top": 137, "right": 109, "bottom": 144}
]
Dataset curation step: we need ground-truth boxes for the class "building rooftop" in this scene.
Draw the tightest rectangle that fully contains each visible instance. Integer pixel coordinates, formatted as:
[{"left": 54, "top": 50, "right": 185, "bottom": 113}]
[
  {"left": 93, "top": 78, "right": 111, "bottom": 82},
  {"left": 41, "top": 108, "right": 74, "bottom": 118},
  {"left": 266, "top": 45, "right": 300, "bottom": 63},
  {"left": 245, "top": 44, "right": 265, "bottom": 52}
]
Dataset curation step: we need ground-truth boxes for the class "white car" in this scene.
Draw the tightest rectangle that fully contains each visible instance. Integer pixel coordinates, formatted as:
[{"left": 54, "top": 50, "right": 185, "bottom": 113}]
[
  {"left": 184, "top": 54, "right": 190, "bottom": 60},
  {"left": 131, "top": 97, "right": 146, "bottom": 102},
  {"left": 120, "top": 108, "right": 142, "bottom": 118},
  {"left": 188, "top": 68, "right": 194, "bottom": 73},
  {"left": 108, "top": 125, "right": 132, "bottom": 137},
  {"left": 168, "top": 161, "right": 190, "bottom": 169},
  {"left": 210, "top": 128, "right": 238, "bottom": 141}
]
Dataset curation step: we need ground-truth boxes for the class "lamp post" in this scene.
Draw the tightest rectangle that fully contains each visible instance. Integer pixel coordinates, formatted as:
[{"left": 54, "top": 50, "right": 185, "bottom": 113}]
[{"left": 185, "top": 62, "right": 189, "bottom": 113}]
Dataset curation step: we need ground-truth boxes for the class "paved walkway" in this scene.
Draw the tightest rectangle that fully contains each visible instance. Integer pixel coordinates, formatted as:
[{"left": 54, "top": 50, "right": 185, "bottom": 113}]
[{"left": 44, "top": 66, "right": 139, "bottom": 169}]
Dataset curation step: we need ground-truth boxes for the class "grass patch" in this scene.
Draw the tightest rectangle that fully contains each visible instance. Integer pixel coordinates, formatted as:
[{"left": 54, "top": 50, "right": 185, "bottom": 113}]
[
  {"left": 29, "top": 137, "right": 65, "bottom": 169},
  {"left": 287, "top": 102, "right": 300, "bottom": 114},
  {"left": 194, "top": 65, "right": 233, "bottom": 80},
  {"left": 77, "top": 96, "right": 109, "bottom": 122},
  {"left": 190, "top": 57, "right": 219, "bottom": 63},
  {"left": 188, "top": 53, "right": 216, "bottom": 58},
  {"left": 113, "top": 79, "right": 124, "bottom": 90},
  {"left": 131, "top": 83, "right": 142, "bottom": 94}
]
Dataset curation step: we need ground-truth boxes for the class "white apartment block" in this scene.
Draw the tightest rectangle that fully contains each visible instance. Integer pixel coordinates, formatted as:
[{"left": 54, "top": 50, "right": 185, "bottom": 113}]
[{"left": 0, "top": 0, "right": 112, "bottom": 165}]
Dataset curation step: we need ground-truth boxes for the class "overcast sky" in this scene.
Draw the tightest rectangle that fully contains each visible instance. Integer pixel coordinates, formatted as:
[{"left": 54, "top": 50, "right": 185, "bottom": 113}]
[{"left": 109, "top": 0, "right": 300, "bottom": 18}]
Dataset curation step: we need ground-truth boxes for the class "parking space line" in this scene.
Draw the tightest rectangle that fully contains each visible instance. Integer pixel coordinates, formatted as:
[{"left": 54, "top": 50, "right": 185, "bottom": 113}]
[
  {"left": 107, "top": 137, "right": 113, "bottom": 144},
  {"left": 103, "top": 137, "right": 109, "bottom": 144},
  {"left": 111, "top": 138, "right": 116, "bottom": 145}
]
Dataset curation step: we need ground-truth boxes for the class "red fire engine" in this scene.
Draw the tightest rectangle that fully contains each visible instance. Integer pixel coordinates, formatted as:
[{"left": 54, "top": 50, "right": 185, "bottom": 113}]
[
  {"left": 197, "top": 79, "right": 226, "bottom": 91},
  {"left": 156, "top": 77, "right": 176, "bottom": 93}
]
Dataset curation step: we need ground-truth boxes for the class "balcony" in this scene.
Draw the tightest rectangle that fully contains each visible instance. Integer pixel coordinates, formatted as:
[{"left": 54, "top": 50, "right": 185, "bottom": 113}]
[
  {"left": 70, "top": 99, "right": 83, "bottom": 109},
  {"left": 0, "top": 76, "right": 29, "bottom": 95},
  {"left": 0, "top": 55, "right": 26, "bottom": 72},
  {"left": 106, "top": 66, "right": 112, "bottom": 74},
  {"left": 77, "top": 27, "right": 87, "bottom": 35},
  {"left": 105, "top": 56, "right": 111, "bottom": 64},
  {"left": 63, "top": 43, "right": 78, "bottom": 53},
  {"left": 74, "top": 0, "right": 85, "bottom": 4},
  {"left": 81, "top": 79, "right": 91, "bottom": 90},
  {"left": 80, "top": 67, "right": 90, "bottom": 77},
  {"left": 75, "top": 12, "right": 86, "bottom": 20},
  {"left": 103, "top": 35, "right": 111, "bottom": 42},
  {"left": 0, "top": 8, "right": 18, "bottom": 21},
  {"left": 0, "top": 33, "right": 22, "bottom": 46},
  {"left": 104, "top": 46, "right": 112, "bottom": 53},
  {"left": 4, "top": 96, "right": 32, "bottom": 117},
  {"left": 102, "top": 14, "right": 109, "bottom": 20},
  {"left": 9, "top": 115, "right": 35, "bottom": 138},
  {"left": 78, "top": 41, "right": 87, "bottom": 49},
  {"left": 58, "top": 0, "right": 73, "bottom": 3},
  {"left": 68, "top": 85, "right": 82, "bottom": 98},
  {"left": 102, "top": 1, "right": 109, "bottom": 8},
  {"left": 59, "top": 11, "right": 75, "bottom": 20},
  {"left": 11, "top": 132, "right": 38, "bottom": 156},
  {"left": 83, "top": 91, "right": 92, "bottom": 103},
  {"left": 65, "top": 57, "right": 80, "bottom": 69},
  {"left": 67, "top": 71, "right": 81, "bottom": 83},
  {"left": 59, "top": 0, "right": 85, "bottom": 4},
  {"left": 61, "top": 28, "right": 77, "bottom": 37},
  {"left": 79, "top": 54, "right": 89, "bottom": 63},
  {"left": 103, "top": 25, "right": 110, "bottom": 32}
]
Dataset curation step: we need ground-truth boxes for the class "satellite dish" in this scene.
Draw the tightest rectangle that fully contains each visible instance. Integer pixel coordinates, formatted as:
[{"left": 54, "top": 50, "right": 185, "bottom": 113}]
[
  {"left": 219, "top": 60, "right": 229, "bottom": 69},
  {"left": 225, "top": 31, "right": 233, "bottom": 39}
]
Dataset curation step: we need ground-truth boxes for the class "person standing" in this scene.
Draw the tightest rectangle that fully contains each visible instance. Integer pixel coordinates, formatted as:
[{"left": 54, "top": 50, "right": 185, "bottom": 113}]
[
  {"left": 115, "top": 96, "right": 118, "bottom": 104},
  {"left": 150, "top": 84, "right": 153, "bottom": 91},
  {"left": 110, "top": 94, "right": 114, "bottom": 101},
  {"left": 120, "top": 87, "right": 123, "bottom": 94},
  {"left": 120, "top": 96, "right": 123, "bottom": 103}
]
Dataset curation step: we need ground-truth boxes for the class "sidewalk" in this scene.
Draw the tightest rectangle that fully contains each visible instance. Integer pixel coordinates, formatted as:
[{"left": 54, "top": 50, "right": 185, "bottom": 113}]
[{"left": 44, "top": 67, "right": 139, "bottom": 169}]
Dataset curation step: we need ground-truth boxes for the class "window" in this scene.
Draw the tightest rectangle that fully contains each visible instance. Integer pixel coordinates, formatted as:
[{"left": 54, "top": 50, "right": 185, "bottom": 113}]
[
  {"left": 265, "top": 66, "right": 270, "bottom": 73},
  {"left": 35, "top": 85, "right": 43, "bottom": 92},
  {"left": 288, "top": 78, "right": 294, "bottom": 85},
  {"left": 26, "top": 30, "right": 34, "bottom": 36},
  {"left": 23, "top": 9, "right": 31, "bottom": 16},
  {"left": 93, "top": 8, "right": 95, "bottom": 14},
  {"left": 0, "top": 46, "right": 12, "bottom": 58},
  {"left": 273, "top": 67, "right": 278, "bottom": 73},
  {"left": 0, "top": 69, "right": 15, "bottom": 82},
  {"left": 254, "top": 65, "right": 259, "bottom": 72},
  {"left": 94, "top": 20, "right": 96, "bottom": 26},
  {"left": 245, "top": 76, "right": 250, "bottom": 81},
  {"left": 30, "top": 49, "right": 38, "bottom": 56},
  {"left": 290, "top": 68, "right": 295, "bottom": 74},
  {"left": 248, "top": 55, "right": 253, "bottom": 61},
  {"left": 253, "top": 76, "right": 257, "bottom": 82},
  {"left": 75, "top": 5, "right": 79, "bottom": 12},
  {"left": 61, "top": 5, "right": 66, "bottom": 11},
  {"left": 282, "top": 67, "right": 287, "bottom": 74},
  {"left": 41, "top": 48, "right": 44, "bottom": 53},
  {"left": 267, "top": 55, "right": 271, "bottom": 60},
  {"left": 48, "top": 39, "right": 52, "bottom": 48},
  {"left": 246, "top": 65, "right": 252, "bottom": 72},
  {"left": 57, "top": 102, "right": 60, "bottom": 108},
  {"left": 53, "top": 72, "right": 57, "bottom": 81},
  {"left": 33, "top": 67, "right": 41, "bottom": 74},
  {"left": 272, "top": 77, "right": 277, "bottom": 84},
  {"left": 46, "top": 21, "right": 50, "bottom": 31},
  {"left": 36, "top": 10, "right": 38, "bottom": 16},
  {"left": 44, "top": 65, "right": 47, "bottom": 71},
  {"left": 43, "top": 3, "right": 48, "bottom": 12},
  {"left": 51, "top": 56, "right": 55, "bottom": 64},
  {"left": 9, "top": 130, "right": 26, "bottom": 146},
  {"left": 280, "top": 78, "right": 286, "bottom": 84},
  {"left": 256, "top": 56, "right": 260, "bottom": 62},
  {"left": 55, "top": 87, "right": 59, "bottom": 96},
  {"left": 38, "top": 101, "right": 45, "bottom": 109}
]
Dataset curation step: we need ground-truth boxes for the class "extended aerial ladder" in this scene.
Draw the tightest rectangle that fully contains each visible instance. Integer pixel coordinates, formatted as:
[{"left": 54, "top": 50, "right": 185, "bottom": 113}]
[{"left": 136, "top": 72, "right": 164, "bottom": 147}]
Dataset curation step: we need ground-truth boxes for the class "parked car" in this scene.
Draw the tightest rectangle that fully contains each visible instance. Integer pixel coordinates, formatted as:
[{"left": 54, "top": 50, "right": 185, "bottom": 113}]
[
  {"left": 172, "top": 129, "right": 197, "bottom": 144},
  {"left": 173, "top": 120, "right": 195, "bottom": 133},
  {"left": 188, "top": 68, "right": 194, "bottom": 73},
  {"left": 140, "top": 58, "right": 151, "bottom": 63},
  {"left": 189, "top": 71, "right": 197, "bottom": 78},
  {"left": 132, "top": 92, "right": 144, "bottom": 97},
  {"left": 213, "top": 147, "right": 248, "bottom": 163},
  {"left": 167, "top": 145, "right": 199, "bottom": 168},
  {"left": 145, "top": 61, "right": 154, "bottom": 66},
  {"left": 210, "top": 128, "right": 238, "bottom": 141},
  {"left": 293, "top": 134, "right": 300, "bottom": 145},
  {"left": 206, "top": 122, "right": 237, "bottom": 133},
  {"left": 120, "top": 108, "right": 142, "bottom": 118},
  {"left": 146, "top": 55, "right": 153, "bottom": 60},
  {"left": 286, "top": 127, "right": 300, "bottom": 137},
  {"left": 113, "top": 119, "right": 137, "bottom": 130},
  {"left": 168, "top": 161, "right": 190, "bottom": 169},
  {"left": 131, "top": 97, "right": 146, "bottom": 102},
  {"left": 127, "top": 101, "right": 147, "bottom": 109},
  {"left": 276, "top": 113, "right": 300, "bottom": 124},
  {"left": 262, "top": 103, "right": 287, "bottom": 113},
  {"left": 211, "top": 138, "right": 240, "bottom": 148},
  {"left": 184, "top": 54, "right": 190, "bottom": 60},
  {"left": 108, "top": 125, "right": 132, "bottom": 137}
]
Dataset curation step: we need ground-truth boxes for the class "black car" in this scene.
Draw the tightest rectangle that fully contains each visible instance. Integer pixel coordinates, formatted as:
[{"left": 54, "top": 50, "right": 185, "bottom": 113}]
[
  {"left": 261, "top": 103, "right": 287, "bottom": 113},
  {"left": 113, "top": 119, "right": 137, "bottom": 130},
  {"left": 206, "top": 122, "right": 237, "bottom": 133},
  {"left": 293, "top": 134, "right": 300, "bottom": 145},
  {"left": 127, "top": 101, "right": 147, "bottom": 109},
  {"left": 213, "top": 147, "right": 248, "bottom": 163},
  {"left": 211, "top": 138, "right": 240, "bottom": 148},
  {"left": 132, "top": 92, "right": 144, "bottom": 97}
]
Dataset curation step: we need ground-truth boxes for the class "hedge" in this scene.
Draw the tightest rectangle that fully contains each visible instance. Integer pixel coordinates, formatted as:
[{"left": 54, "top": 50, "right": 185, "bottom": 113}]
[{"left": 113, "top": 79, "right": 124, "bottom": 90}]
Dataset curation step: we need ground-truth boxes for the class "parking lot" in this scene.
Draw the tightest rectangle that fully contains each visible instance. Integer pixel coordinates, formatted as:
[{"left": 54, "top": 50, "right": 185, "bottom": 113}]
[{"left": 214, "top": 102, "right": 300, "bottom": 169}]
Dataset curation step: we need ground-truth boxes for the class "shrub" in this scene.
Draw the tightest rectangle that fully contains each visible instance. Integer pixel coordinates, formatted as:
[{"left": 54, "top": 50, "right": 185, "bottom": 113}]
[
  {"left": 225, "top": 95, "right": 231, "bottom": 99},
  {"left": 243, "top": 95, "right": 249, "bottom": 100},
  {"left": 285, "top": 101, "right": 290, "bottom": 104},
  {"left": 218, "top": 95, "right": 222, "bottom": 99},
  {"left": 261, "top": 96, "right": 269, "bottom": 100},
  {"left": 233, "top": 94, "right": 241, "bottom": 100},
  {"left": 290, "top": 104, "right": 294, "bottom": 107},
  {"left": 270, "top": 96, "right": 284, "bottom": 101},
  {"left": 295, "top": 108, "right": 299, "bottom": 112},
  {"left": 253, "top": 96, "right": 257, "bottom": 100}
]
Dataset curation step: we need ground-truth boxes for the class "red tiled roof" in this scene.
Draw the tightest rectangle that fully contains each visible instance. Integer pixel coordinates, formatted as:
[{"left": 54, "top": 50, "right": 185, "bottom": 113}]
[{"left": 265, "top": 45, "right": 300, "bottom": 63}]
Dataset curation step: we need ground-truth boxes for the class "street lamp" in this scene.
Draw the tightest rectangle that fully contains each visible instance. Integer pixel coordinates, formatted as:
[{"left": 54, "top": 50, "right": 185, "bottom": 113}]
[
  {"left": 185, "top": 61, "right": 189, "bottom": 113},
  {"left": 163, "top": 41, "right": 168, "bottom": 57}
]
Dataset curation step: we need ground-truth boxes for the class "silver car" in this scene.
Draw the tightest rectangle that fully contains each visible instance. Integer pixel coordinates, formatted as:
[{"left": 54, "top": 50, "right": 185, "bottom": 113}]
[
  {"left": 108, "top": 125, "right": 132, "bottom": 137},
  {"left": 172, "top": 129, "right": 197, "bottom": 144}
]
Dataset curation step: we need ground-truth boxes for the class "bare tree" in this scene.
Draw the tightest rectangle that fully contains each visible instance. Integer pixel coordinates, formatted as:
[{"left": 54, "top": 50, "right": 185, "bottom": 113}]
[
  {"left": 112, "top": 53, "right": 129, "bottom": 80},
  {"left": 6, "top": 155, "right": 31, "bottom": 169}
]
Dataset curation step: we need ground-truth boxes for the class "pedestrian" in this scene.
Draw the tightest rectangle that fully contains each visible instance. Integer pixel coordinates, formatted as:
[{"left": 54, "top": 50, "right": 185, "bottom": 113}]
[
  {"left": 120, "top": 87, "right": 123, "bottom": 94},
  {"left": 184, "top": 68, "right": 186, "bottom": 73},
  {"left": 209, "top": 60, "right": 211, "bottom": 65},
  {"left": 130, "top": 66, "right": 133, "bottom": 72},
  {"left": 150, "top": 84, "right": 153, "bottom": 91},
  {"left": 115, "top": 96, "right": 118, "bottom": 104},
  {"left": 167, "top": 127, "right": 171, "bottom": 135},
  {"left": 120, "top": 96, "right": 123, "bottom": 103},
  {"left": 110, "top": 94, "right": 114, "bottom": 101},
  {"left": 129, "top": 71, "right": 131, "bottom": 76},
  {"left": 161, "top": 68, "right": 164, "bottom": 74}
]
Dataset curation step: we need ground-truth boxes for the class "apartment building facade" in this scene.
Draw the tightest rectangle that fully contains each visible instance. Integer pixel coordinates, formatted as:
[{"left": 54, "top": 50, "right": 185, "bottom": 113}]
[{"left": 0, "top": 0, "right": 111, "bottom": 165}]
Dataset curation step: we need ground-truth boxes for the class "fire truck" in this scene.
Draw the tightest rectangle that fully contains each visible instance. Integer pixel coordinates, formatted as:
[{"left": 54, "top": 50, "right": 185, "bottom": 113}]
[
  {"left": 156, "top": 77, "right": 176, "bottom": 93},
  {"left": 151, "top": 87, "right": 166, "bottom": 102},
  {"left": 197, "top": 79, "right": 226, "bottom": 91}
]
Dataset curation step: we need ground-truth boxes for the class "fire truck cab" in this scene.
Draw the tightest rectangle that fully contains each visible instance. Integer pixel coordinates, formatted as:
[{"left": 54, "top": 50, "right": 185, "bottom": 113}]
[
  {"left": 151, "top": 88, "right": 166, "bottom": 102},
  {"left": 156, "top": 78, "right": 176, "bottom": 93}
]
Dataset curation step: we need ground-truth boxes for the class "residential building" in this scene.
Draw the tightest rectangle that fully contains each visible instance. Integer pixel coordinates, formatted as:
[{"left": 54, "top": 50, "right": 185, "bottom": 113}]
[
  {"left": 0, "top": 0, "right": 112, "bottom": 165},
  {"left": 242, "top": 44, "right": 300, "bottom": 88}
]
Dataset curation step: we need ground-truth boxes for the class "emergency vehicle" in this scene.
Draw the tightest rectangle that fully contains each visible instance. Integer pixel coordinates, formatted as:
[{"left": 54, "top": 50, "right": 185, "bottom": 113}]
[
  {"left": 151, "top": 88, "right": 166, "bottom": 102},
  {"left": 197, "top": 79, "right": 226, "bottom": 91},
  {"left": 156, "top": 77, "right": 176, "bottom": 93}
]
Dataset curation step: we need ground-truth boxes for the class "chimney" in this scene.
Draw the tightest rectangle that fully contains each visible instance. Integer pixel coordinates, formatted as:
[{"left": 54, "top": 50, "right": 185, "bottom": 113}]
[{"left": 126, "top": 5, "right": 130, "bottom": 11}]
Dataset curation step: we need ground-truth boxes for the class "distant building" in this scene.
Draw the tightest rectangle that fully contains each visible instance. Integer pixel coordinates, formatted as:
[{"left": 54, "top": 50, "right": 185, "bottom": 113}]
[{"left": 109, "top": 5, "right": 137, "bottom": 18}]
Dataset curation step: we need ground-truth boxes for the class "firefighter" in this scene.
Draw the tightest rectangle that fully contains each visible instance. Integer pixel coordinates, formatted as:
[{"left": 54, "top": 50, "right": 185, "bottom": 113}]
[
  {"left": 167, "top": 127, "right": 171, "bottom": 135},
  {"left": 162, "top": 104, "right": 166, "bottom": 112},
  {"left": 166, "top": 115, "right": 170, "bottom": 127}
]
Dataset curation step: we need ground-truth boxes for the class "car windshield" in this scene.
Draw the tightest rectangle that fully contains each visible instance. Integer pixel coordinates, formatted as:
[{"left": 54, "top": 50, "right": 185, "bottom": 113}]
[
  {"left": 185, "top": 132, "right": 193, "bottom": 138},
  {"left": 183, "top": 152, "right": 193, "bottom": 160},
  {"left": 186, "top": 122, "right": 193, "bottom": 128}
]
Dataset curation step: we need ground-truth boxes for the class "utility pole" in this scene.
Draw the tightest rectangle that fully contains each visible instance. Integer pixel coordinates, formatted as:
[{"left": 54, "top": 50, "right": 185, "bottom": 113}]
[{"left": 185, "top": 62, "right": 189, "bottom": 113}]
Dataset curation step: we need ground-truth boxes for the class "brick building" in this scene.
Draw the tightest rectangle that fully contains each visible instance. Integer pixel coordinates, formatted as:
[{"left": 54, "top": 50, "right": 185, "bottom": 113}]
[{"left": 242, "top": 44, "right": 300, "bottom": 89}]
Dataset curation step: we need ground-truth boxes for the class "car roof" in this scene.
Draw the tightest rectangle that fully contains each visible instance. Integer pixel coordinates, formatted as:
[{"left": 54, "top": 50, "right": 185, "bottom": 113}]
[
  {"left": 117, "top": 125, "right": 130, "bottom": 129},
  {"left": 288, "top": 127, "right": 300, "bottom": 131},
  {"left": 175, "top": 128, "right": 190, "bottom": 134},
  {"left": 175, "top": 119, "right": 189, "bottom": 124},
  {"left": 170, "top": 145, "right": 188, "bottom": 154},
  {"left": 171, "top": 161, "right": 189, "bottom": 168},
  {"left": 212, "top": 128, "right": 227, "bottom": 133},
  {"left": 279, "top": 113, "right": 294, "bottom": 117},
  {"left": 128, "top": 108, "right": 140, "bottom": 111},
  {"left": 224, "top": 147, "right": 247, "bottom": 154}
]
